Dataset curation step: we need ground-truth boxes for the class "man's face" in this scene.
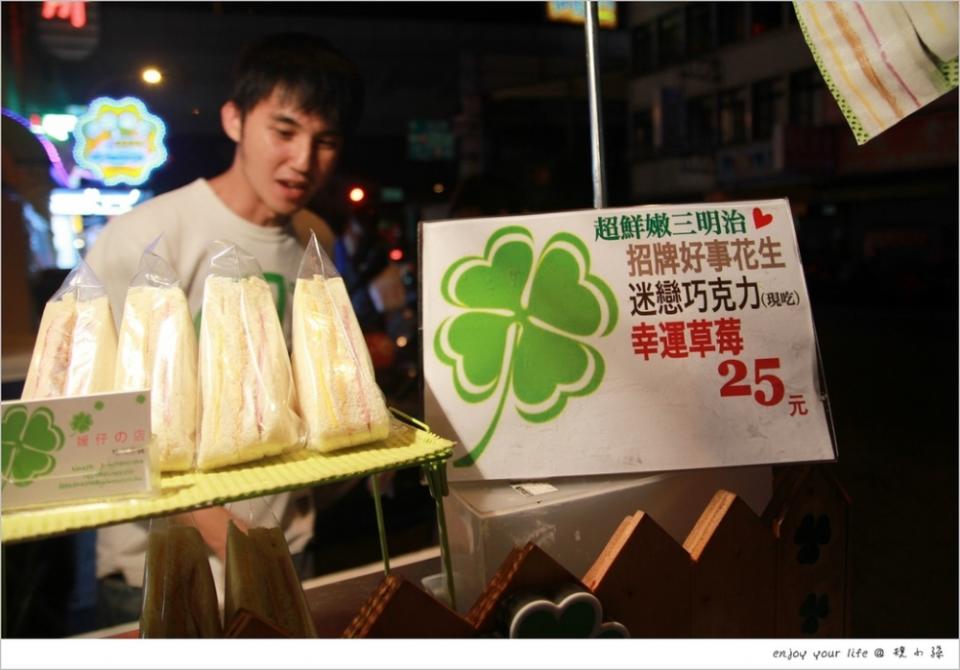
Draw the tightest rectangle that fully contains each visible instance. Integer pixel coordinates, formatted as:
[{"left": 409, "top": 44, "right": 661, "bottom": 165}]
[{"left": 223, "top": 88, "right": 343, "bottom": 219}]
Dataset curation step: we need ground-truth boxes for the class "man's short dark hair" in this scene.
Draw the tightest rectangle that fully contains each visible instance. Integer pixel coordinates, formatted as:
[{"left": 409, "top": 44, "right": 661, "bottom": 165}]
[{"left": 229, "top": 33, "right": 363, "bottom": 133}]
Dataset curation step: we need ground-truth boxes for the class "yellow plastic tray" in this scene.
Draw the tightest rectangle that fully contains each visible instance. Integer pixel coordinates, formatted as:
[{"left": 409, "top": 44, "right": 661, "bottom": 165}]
[{"left": 1, "top": 419, "right": 453, "bottom": 543}]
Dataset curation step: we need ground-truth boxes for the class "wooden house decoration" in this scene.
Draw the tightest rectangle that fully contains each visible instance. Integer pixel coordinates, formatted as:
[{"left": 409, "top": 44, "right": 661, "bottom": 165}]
[
  {"left": 683, "top": 490, "right": 777, "bottom": 637},
  {"left": 467, "top": 542, "right": 627, "bottom": 638},
  {"left": 762, "top": 465, "right": 852, "bottom": 637},
  {"left": 341, "top": 472, "right": 850, "bottom": 640},
  {"left": 582, "top": 511, "right": 692, "bottom": 637},
  {"left": 223, "top": 609, "right": 293, "bottom": 638},
  {"left": 342, "top": 574, "right": 476, "bottom": 638},
  {"left": 466, "top": 542, "right": 584, "bottom": 635}
]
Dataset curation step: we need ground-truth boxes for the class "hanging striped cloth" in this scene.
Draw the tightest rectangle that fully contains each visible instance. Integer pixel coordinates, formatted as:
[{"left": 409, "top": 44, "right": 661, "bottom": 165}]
[{"left": 794, "top": 0, "right": 958, "bottom": 144}]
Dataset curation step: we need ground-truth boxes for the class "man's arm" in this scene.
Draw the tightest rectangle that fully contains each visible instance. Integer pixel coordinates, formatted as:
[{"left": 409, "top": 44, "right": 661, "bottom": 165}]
[{"left": 173, "top": 507, "right": 248, "bottom": 561}]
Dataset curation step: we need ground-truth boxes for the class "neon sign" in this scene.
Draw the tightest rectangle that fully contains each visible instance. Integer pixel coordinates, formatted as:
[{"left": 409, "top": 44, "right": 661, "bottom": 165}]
[
  {"left": 2, "top": 108, "right": 71, "bottom": 187},
  {"left": 50, "top": 188, "right": 145, "bottom": 216},
  {"left": 41, "top": 113, "right": 78, "bottom": 142},
  {"left": 41, "top": 1, "right": 88, "bottom": 29},
  {"left": 72, "top": 96, "right": 167, "bottom": 187},
  {"left": 546, "top": 1, "right": 617, "bottom": 29}
]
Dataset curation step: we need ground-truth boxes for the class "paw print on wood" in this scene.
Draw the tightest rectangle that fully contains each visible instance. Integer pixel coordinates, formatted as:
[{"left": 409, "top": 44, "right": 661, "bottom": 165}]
[
  {"left": 799, "top": 593, "right": 830, "bottom": 634},
  {"left": 794, "top": 513, "right": 831, "bottom": 564}
]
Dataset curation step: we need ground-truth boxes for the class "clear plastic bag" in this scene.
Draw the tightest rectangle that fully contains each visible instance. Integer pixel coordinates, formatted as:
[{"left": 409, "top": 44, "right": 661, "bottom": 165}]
[
  {"left": 114, "top": 239, "right": 198, "bottom": 471},
  {"left": 196, "top": 240, "right": 303, "bottom": 470},
  {"left": 139, "top": 516, "right": 222, "bottom": 638},
  {"left": 22, "top": 259, "right": 117, "bottom": 399},
  {"left": 223, "top": 498, "right": 316, "bottom": 637},
  {"left": 291, "top": 231, "right": 390, "bottom": 452}
]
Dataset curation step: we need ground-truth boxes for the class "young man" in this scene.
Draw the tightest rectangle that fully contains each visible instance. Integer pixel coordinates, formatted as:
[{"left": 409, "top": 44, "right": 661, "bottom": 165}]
[{"left": 87, "top": 33, "right": 363, "bottom": 627}]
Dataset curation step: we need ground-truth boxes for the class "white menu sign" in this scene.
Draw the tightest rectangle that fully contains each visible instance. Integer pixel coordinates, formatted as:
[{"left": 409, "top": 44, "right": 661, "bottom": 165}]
[
  {"left": 422, "top": 199, "right": 836, "bottom": 482},
  {"left": 2, "top": 389, "right": 155, "bottom": 511}
]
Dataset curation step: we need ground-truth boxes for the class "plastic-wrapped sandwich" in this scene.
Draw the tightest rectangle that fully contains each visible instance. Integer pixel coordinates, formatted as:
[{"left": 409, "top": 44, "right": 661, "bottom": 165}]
[
  {"left": 115, "top": 242, "right": 198, "bottom": 471},
  {"left": 22, "top": 260, "right": 117, "bottom": 400},
  {"left": 292, "top": 232, "right": 390, "bottom": 452},
  {"left": 196, "top": 241, "right": 303, "bottom": 470}
]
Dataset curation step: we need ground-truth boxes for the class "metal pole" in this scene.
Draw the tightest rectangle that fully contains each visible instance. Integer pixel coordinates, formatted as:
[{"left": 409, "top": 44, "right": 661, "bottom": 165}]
[
  {"left": 370, "top": 474, "right": 391, "bottom": 575},
  {"left": 585, "top": 0, "right": 607, "bottom": 209},
  {"left": 423, "top": 461, "right": 456, "bottom": 610}
]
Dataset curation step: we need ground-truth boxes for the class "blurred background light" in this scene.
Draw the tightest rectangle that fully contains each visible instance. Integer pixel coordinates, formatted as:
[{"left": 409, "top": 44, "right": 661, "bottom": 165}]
[{"left": 141, "top": 67, "right": 163, "bottom": 85}]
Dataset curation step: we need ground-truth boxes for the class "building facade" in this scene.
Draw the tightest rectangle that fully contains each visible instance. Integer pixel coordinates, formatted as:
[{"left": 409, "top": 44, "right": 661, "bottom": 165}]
[{"left": 624, "top": 1, "right": 957, "bottom": 308}]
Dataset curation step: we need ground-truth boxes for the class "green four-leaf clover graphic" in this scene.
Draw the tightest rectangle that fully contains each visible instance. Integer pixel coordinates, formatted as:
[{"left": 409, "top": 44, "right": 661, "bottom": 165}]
[
  {"left": 71, "top": 412, "right": 93, "bottom": 434},
  {"left": 435, "top": 226, "right": 618, "bottom": 467},
  {"left": 2, "top": 405, "right": 65, "bottom": 488}
]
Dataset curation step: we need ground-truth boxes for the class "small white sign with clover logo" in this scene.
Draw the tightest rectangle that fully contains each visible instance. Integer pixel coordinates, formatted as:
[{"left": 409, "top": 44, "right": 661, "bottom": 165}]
[
  {"left": 1, "top": 390, "right": 156, "bottom": 511},
  {"left": 422, "top": 199, "right": 836, "bottom": 481}
]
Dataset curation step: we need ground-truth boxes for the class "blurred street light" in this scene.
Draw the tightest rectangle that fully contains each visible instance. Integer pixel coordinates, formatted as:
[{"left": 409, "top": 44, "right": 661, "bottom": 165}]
[{"left": 141, "top": 68, "right": 163, "bottom": 85}]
